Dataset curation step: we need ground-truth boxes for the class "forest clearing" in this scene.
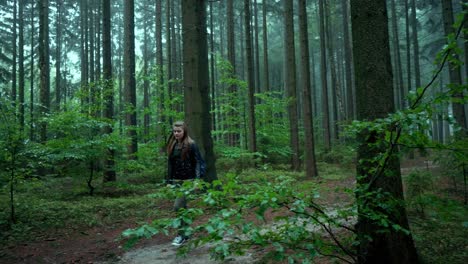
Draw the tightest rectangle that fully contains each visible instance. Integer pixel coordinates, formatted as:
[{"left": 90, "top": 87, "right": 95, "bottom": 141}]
[{"left": 1, "top": 0, "right": 467, "bottom": 263}]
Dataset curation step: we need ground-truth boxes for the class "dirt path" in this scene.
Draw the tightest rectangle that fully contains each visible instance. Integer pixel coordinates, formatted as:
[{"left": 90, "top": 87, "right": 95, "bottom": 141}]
[{"left": 99, "top": 242, "right": 256, "bottom": 264}]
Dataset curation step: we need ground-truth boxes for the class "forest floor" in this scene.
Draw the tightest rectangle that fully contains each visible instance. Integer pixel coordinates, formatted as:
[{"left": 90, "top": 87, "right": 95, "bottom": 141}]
[{"left": 1, "top": 155, "right": 466, "bottom": 264}]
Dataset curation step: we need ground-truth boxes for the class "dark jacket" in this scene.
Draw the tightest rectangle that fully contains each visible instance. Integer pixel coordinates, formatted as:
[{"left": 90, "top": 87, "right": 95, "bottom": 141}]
[{"left": 166, "top": 142, "right": 206, "bottom": 184}]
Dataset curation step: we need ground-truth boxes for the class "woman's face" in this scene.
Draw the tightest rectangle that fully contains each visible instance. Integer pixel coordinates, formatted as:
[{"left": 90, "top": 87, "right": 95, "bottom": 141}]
[{"left": 173, "top": 127, "right": 184, "bottom": 141}]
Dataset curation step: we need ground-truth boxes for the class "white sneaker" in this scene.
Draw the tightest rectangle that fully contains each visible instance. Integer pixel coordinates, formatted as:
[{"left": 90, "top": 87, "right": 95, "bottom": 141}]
[{"left": 171, "top": 235, "right": 187, "bottom": 246}]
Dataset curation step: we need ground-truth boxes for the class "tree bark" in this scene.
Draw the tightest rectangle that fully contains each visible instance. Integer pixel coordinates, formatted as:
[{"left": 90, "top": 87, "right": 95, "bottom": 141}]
[
  {"left": 262, "top": 0, "right": 270, "bottom": 93},
  {"left": 102, "top": 0, "right": 116, "bottom": 182},
  {"left": 182, "top": 0, "right": 218, "bottom": 182},
  {"left": 319, "top": 0, "right": 331, "bottom": 150},
  {"left": 410, "top": 0, "right": 421, "bottom": 89},
  {"left": 341, "top": 0, "right": 353, "bottom": 120},
  {"left": 124, "top": 0, "right": 138, "bottom": 158},
  {"left": 55, "top": 0, "right": 62, "bottom": 111},
  {"left": 29, "top": 1, "right": 35, "bottom": 141},
  {"left": 390, "top": 0, "right": 404, "bottom": 110},
  {"left": 39, "top": 0, "right": 50, "bottom": 143},
  {"left": 244, "top": 0, "right": 257, "bottom": 152},
  {"left": 18, "top": 0, "right": 25, "bottom": 130},
  {"left": 441, "top": 0, "right": 467, "bottom": 133},
  {"left": 351, "top": 0, "right": 420, "bottom": 263},
  {"left": 283, "top": 0, "right": 300, "bottom": 171},
  {"left": 298, "top": 0, "right": 318, "bottom": 177},
  {"left": 12, "top": 0, "right": 17, "bottom": 103}
]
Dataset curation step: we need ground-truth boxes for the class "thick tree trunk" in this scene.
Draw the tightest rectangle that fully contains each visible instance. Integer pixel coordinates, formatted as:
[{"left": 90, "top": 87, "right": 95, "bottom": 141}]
[
  {"left": 284, "top": 0, "right": 300, "bottom": 171},
  {"left": 298, "top": 0, "right": 318, "bottom": 177},
  {"left": 351, "top": 1, "right": 420, "bottom": 263},
  {"left": 254, "top": 0, "right": 260, "bottom": 93},
  {"left": 124, "top": 0, "right": 138, "bottom": 158},
  {"left": 182, "top": 0, "right": 218, "bottom": 182}
]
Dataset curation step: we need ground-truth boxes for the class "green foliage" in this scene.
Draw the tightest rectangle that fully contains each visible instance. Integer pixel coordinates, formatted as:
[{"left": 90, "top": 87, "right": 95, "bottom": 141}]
[
  {"left": 404, "top": 170, "right": 435, "bottom": 217},
  {"left": 410, "top": 195, "right": 468, "bottom": 264},
  {"left": 122, "top": 171, "right": 357, "bottom": 263}
]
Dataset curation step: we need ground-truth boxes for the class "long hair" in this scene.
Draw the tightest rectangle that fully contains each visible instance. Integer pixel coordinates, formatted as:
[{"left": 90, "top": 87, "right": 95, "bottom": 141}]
[{"left": 166, "top": 120, "right": 194, "bottom": 159}]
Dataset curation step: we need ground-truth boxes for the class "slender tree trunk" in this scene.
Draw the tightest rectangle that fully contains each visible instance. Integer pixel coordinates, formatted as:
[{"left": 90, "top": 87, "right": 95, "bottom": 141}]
[
  {"left": 12, "top": 0, "right": 17, "bottom": 103},
  {"left": 166, "top": 0, "right": 173, "bottom": 123},
  {"left": 441, "top": 0, "right": 467, "bottom": 133},
  {"left": 80, "top": 0, "right": 89, "bottom": 110},
  {"left": 143, "top": 13, "right": 150, "bottom": 142},
  {"left": 325, "top": 0, "right": 339, "bottom": 141},
  {"left": 102, "top": 0, "right": 116, "bottom": 182},
  {"left": 39, "top": 0, "right": 50, "bottom": 143},
  {"left": 284, "top": 0, "right": 300, "bottom": 170},
  {"left": 351, "top": 1, "right": 420, "bottom": 262},
  {"left": 244, "top": 0, "right": 257, "bottom": 152},
  {"left": 262, "top": 0, "right": 270, "bottom": 92},
  {"left": 319, "top": 0, "right": 331, "bottom": 150},
  {"left": 410, "top": 0, "right": 421, "bottom": 89},
  {"left": 390, "top": 0, "right": 404, "bottom": 110},
  {"left": 226, "top": 0, "right": 238, "bottom": 147},
  {"left": 18, "top": 0, "right": 25, "bottom": 130},
  {"left": 209, "top": 2, "right": 216, "bottom": 138},
  {"left": 29, "top": 1, "right": 35, "bottom": 141},
  {"left": 55, "top": 0, "right": 62, "bottom": 111},
  {"left": 254, "top": 0, "right": 261, "bottom": 93},
  {"left": 124, "top": 0, "right": 138, "bottom": 158},
  {"left": 182, "top": 0, "right": 218, "bottom": 182},
  {"left": 298, "top": 0, "right": 318, "bottom": 177},
  {"left": 342, "top": 0, "right": 354, "bottom": 120},
  {"left": 404, "top": 0, "right": 411, "bottom": 108},
  {"left": 155, "top": 0, "right": 165, "bottom": 140}
]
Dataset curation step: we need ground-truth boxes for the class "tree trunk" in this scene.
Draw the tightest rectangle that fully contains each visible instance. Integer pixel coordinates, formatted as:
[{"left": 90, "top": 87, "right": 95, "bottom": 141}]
[
  {"left": 262, "top": 0, "right": 270, "bottom": 92},
  {"left": 284, "top": 0, "right": 300, "bottom": 171},
  {"left": 226, "top": 0, "right": 238, "bottom": 147},
  {"left": 80, "top": 0, "right": 89, "bottom": 110},
  {"left": 441, "top": 0, "right": 467, "bottom": 133},
  {"left": 325, "top": 0, "right": 339, "bottom": 141},
  {"left": 351, "top": 0, "right": 420, "bottom": 263},
  {"left": 410, "top": 0, "right": 421, "bottom": 89},
  {"left": 298, "top": 0, "right": 318, "bottom": 177},
  {"left": 341, "top": 0, "right": 354, "bottom": 120},
  {"left": 18, "top": 0, "right": 25, "bottom": 130},
  {"left": 102, "top": 0, "right": 116, "bottom": 182},
  {"left": 155, "top": 0, "right": 165, "bottom": 140},
  {"left": 182, "top": 0, "right": 218, "bottom": 182},
  {"left": 143, "top": 9, "right": 150, "bottom": 142},
  {"left": 29, "top": 1, "right": 35, "bottom": 141},
  {"left": 319, "top": 0, "right": 331, "bottom": 150},
  {"left": 124, "top": 0, "right": 138, "bottom": 158},
  {"left": 166, "top": 0, "right": 173, "bottom": 123},
  {"left": 39, "top": 0, "right": 50, "bottom": 143},
  {"left": 244, "top": 0, "right": 257, "bottom": 153},
  {"left": 404, "top": 0, "right": 411, "bottom": 108},
  {"left": 55, "top": 0, "right": 62, "bottom": 111},
  {"left": 209, "top": 1, "right": 216, "bottom": 138},
  {"left": 12, "top": 0, "right": 17, "bottom": 103},
  {"left": 390, "top": 0, "right": 404, "bottom": 110},
  {"left": 254, "top": 0, "right": 261, "bottom": 93}
]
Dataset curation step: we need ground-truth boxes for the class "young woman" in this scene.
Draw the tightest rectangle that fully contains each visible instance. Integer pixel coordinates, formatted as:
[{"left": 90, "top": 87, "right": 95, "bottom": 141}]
[{"left": 166, "top": 120, "right": 205, "bottom": 246}]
